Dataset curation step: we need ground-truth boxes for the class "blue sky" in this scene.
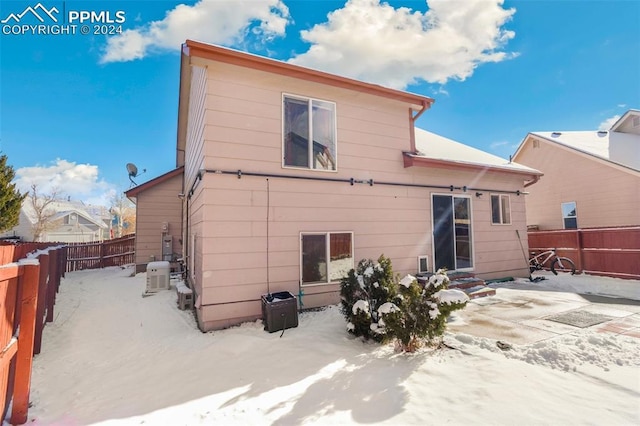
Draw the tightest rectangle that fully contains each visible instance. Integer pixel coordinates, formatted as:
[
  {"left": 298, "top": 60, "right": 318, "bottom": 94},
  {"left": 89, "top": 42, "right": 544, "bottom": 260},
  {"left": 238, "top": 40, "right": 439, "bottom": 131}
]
[{"left": 1, "top": 0, "right": 639, "bottom": 206}]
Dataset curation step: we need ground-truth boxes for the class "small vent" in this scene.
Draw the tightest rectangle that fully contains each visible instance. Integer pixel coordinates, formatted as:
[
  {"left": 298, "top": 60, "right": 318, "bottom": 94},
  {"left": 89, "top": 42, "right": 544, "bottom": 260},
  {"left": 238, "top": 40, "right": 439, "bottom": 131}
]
[
  {"left": 533, "top": 140, "right": 540, "bottom": 148},
  {"left": 418, "top": 255, "right": 429, "bottom": 274},
  {"left": 551, "top": 132, "right": 562, "bottom": 138},
  {"left": 632, "top": 116, "right": 640, "bottom": 128},
  {"left": 597, "top": 130, "right": 608, "bottom": 137}
]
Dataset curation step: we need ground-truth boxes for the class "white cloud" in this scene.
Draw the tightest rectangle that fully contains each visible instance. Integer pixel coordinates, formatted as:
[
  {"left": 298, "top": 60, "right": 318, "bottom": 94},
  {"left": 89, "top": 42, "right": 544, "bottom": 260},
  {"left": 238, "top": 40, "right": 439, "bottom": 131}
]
[
  {"left": 14, "top": 159, "right": 116, "bottom": 206},
  {"left": 289, "top": 0, "right": 517, "bottom": 89},
  {"left": 598, "top": 114, "right": 620, "bottom": 131},
  {"left": 100, "top": 0, "right": 290, "bottom": 63}
]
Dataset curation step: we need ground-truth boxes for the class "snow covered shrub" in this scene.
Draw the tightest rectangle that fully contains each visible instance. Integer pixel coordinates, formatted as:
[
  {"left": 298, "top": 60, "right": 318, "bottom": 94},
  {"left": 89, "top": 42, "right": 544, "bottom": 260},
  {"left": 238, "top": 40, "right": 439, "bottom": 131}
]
[
  {"left": 340, "top": 255, "right": 397, "bottom": 342},
  {"left": 379, "top": 270, "right": 469, "bottom": 352}
]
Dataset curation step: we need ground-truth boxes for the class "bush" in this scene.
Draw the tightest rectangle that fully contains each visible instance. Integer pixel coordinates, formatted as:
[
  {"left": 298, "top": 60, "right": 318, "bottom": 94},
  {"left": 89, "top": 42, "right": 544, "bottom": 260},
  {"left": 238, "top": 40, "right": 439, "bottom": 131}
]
[
  {"left": 380, "top": 270, "right": 469, "bottom": 352},
  {"left": 340, "top": 256, "right": 469, "bottom": 352},
  {"left": 340, "top": 255, "right": 396, "bottom": 342}
]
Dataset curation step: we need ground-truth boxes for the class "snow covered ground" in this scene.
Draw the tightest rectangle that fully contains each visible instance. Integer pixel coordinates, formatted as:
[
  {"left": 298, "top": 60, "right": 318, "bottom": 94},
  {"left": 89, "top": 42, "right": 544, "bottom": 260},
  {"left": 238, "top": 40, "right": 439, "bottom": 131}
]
[{"left": 26, "top": 267, "right": 639, "bottom": 425}]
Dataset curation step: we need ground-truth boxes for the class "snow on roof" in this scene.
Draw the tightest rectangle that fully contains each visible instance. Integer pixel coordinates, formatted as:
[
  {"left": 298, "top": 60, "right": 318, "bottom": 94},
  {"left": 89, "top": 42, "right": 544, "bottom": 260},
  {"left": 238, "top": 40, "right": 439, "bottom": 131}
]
[
  {"left": 530, "top": 130, "right": 640, "bottom": 171},
  {"left": 414, "top": 128, "right": 539, "bottom": 174},
  {"left": 21, "top": 199, "right": 109, "bottom": 228},
  {"left": 531, "top": 131, "right": 610, "bottom": 159}
]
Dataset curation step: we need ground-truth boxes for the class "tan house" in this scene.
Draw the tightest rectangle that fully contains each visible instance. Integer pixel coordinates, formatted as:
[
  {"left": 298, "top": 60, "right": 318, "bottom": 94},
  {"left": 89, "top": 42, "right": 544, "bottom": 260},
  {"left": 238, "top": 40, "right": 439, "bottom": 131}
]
[
  {"left": 125, "top": 167, "right": 184, "bottom": 273},
  {"left": 513, "top": 109, "right": 640, "bottom": 230},
  {"left": 141, "top": 40, "right": 542, "bottom": 331}
]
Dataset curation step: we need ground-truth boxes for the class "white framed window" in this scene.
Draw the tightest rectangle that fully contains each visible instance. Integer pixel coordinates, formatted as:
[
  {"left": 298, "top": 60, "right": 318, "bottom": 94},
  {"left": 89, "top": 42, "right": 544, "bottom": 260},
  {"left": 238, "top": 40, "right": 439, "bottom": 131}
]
[
  {"left": 300, "top": 232, "right": 353, "bottom": 286},
  {"left": 562, "top": 202, "right": 577, "bottom": 229},
  {"left": 283, "top": 94, "right": 337, "bottom": 171},
  {"left": 491, "top": 194, "right": 511, "bottom": 225}
]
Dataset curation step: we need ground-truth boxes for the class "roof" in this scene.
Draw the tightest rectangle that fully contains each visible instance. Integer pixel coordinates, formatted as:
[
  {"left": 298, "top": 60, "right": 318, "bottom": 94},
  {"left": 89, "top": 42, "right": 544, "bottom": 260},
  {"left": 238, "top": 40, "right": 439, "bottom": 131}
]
[
  {"left": 405, "top": 128, "right": 542, "bottom": 177},
  {"left": 21, "top": 200, "right": 109, "bottom": 228},
  {"left": 125, "top": 167, "right": 184, "bottom": 200},
  {"left": 522, "top": 130, "right": 639, "bottom": 172}
]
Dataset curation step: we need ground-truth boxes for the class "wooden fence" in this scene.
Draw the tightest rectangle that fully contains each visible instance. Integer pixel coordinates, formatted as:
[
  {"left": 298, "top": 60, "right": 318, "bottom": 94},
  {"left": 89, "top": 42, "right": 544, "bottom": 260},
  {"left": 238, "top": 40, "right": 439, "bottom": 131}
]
[
  {"left": 0, "top": 242, "right": 67, "bottom": 424},
  {"left": 66, "top": 234, "right": 135, "bottom": 272},
  {"left": 528, "top": 226, "right": 640, "bottom": 280}
]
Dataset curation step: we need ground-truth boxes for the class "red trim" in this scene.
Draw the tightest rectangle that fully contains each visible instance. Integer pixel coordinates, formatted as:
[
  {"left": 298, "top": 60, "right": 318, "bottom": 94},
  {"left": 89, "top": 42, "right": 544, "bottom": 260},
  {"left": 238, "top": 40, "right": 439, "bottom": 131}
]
[
  {"left": 125, "top": 167, "right": 184, "bottom": 198},
  {"left": 403, "top": 153, "right": 543, "bottom": 178}
]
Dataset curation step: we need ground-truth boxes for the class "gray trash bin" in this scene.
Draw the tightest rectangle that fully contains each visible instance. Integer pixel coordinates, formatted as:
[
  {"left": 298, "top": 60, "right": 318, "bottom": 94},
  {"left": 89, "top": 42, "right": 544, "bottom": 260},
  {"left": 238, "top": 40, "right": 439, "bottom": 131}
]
[{"left": 261, "top": 291, "right": 298, "bottom": 333}]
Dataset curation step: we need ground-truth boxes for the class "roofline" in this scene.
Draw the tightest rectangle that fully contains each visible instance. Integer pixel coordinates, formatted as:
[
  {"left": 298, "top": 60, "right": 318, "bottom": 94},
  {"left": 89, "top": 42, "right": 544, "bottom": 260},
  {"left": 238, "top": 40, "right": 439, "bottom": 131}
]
[
  {"left": 125, "top": 167, "right": 185, "bottom": 200},
  {"left": 51, "top": 209, "right": 108, "bottom": 228},
  {"left": 515, "top": 133, "right": 640, "bottom": 175},
  {"left": 183, "top": 40, "right": 434, "bottom": 107},
  {"left": 610, "top": 109, "right": 640, "bottom": 132},
  {"left": 403, "top": 152, "right": 543, "bottom": 179}
]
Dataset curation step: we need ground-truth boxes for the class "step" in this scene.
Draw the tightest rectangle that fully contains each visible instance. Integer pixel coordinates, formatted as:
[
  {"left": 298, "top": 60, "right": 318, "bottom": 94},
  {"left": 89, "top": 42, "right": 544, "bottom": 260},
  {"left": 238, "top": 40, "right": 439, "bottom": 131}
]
[{"left": 449, "top": 277, "right": 486, "bottom": 290}]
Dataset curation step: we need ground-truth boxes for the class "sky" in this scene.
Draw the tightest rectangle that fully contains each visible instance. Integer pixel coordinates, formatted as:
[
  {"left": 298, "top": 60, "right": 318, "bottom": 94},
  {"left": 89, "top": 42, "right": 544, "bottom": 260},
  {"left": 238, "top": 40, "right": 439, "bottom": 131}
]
[
  {"left": 1, "top": 0, "right": 639, "bottom": 206},
  {"left": 28, "top": 264, "right": 640, "bottom": 424}
]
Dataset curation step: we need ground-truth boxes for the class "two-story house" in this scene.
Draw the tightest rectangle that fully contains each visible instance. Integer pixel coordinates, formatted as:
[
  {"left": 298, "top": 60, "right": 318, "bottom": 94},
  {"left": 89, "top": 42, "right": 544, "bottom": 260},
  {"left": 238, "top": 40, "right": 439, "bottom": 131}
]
[{"left": 138, "top": 40, "right": 541, "bottom": 331}]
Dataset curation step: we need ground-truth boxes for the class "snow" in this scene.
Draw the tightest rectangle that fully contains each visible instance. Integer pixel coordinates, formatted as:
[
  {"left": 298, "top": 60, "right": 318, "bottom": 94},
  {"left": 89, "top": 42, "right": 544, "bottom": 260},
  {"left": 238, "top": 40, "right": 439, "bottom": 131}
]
[
  {"left": 434, "top": 289, "right": 470, "bottom": 305},
  {"left": 378, "top": 302, "right": 400, "bottom": 315},
  {"left": 25, "top": 267, "right": 640, "bottom": 425},
  {"left": 352, "top": 299, "right": 369, "bottom": 315},
  {"left": 413, "top": 128, "right": 539, "bottom": 174},
  {"left": 398, "top": 274, "right": 415, "bottom": 288}
]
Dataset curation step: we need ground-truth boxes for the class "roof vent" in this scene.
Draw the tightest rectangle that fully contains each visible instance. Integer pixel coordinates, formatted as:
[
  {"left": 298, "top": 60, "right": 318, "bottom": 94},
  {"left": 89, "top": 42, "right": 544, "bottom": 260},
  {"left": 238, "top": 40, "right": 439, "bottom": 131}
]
[
  {"left": 597, "top": 130, "right": 608, "bottom": 137},
  {"left": 551, "top": 132, "right": 562, "bottom": 137}
]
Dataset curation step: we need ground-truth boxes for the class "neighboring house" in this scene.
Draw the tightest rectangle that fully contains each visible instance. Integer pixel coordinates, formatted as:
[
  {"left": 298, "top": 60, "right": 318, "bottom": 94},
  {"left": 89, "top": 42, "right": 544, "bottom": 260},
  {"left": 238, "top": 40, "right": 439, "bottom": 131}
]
[
  {"left": 125, "top": 167, "right": 184, "bottom": 273},
  {"left": 513, "top": 109, "right": 640, "bottom": 230},
  {"left": 150, "top": 40, "right": 541, "bottom": 331},
  {"left": 0, "top": 199, "right": 110, "bottom": 242}
]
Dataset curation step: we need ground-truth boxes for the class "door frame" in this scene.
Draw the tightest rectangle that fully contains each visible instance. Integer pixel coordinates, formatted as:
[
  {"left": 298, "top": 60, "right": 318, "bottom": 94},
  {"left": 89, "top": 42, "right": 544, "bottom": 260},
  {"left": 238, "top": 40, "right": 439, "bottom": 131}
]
[{"left": 430, "top": 193, "right": 475, "bottom": 273}]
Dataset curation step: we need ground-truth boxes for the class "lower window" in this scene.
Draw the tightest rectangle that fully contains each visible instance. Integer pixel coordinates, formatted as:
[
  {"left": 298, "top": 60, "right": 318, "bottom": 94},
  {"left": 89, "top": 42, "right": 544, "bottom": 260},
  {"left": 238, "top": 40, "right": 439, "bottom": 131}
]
[
  {"left": 301, "top": 232, "right": 353, "bottom": 285},
  {"left": 562, "top": 201, "right": 577, "bottom": 229},
  {"left": 491, "top": 194, "right": 511, "bottom": 225}
]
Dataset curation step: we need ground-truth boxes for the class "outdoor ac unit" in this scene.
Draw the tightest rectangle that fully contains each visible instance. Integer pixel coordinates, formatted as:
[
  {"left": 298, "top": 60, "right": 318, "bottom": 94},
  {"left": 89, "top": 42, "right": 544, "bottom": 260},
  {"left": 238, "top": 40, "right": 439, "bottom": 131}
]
[
  {"left": 146, "top": 261, "right": 170, "bottom": 293},
  {"left": 417, "top": 255, "right": 429, "bottom": 274}
]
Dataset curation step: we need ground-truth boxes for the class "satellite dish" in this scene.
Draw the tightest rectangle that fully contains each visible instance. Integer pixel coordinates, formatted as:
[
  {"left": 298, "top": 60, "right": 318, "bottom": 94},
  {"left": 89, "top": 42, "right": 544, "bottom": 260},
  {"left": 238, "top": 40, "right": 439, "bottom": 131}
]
[
  {"left": 126, "top": 163, "right": 146, "bottom": 186},
  {"left": 126, "top": 163, "right": 138, "bottom": 177}
]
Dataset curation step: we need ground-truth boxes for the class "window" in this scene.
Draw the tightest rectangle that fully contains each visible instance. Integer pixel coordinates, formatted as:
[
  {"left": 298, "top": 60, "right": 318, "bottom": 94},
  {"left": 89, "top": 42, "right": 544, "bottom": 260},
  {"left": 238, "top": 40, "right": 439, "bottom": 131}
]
[
  {"left": 283, "top": 95, "right": 336, "bottom": 171},
  {"left": 562, "top": 202, "right": 577, "bottom": 229},
  {"left": 491, "top": 195, "right": 511, "bottom": 225},
  {"left": 301, "top": 232, "right": 353, "bottom": 285}
]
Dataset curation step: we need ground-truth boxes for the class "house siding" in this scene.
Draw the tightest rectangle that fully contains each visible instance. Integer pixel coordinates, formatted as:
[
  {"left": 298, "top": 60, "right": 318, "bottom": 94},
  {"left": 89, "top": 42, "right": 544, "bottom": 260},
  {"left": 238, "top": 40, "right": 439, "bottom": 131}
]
[
  {"left": 188, "top": 60, "right": 530, "bottom": 331},
  {"left": 516, "top": 138, "right": 640, "bottom": 229},
  {"left": 134, "top": 173, "right": 183, "bottom": 273}
]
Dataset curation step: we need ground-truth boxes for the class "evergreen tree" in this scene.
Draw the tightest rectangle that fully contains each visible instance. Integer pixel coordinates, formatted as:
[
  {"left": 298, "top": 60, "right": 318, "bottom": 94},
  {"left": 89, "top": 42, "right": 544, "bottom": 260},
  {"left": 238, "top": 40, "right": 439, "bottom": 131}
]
[
  {"left": 340, "top": 255, "right": 397, "bottom": 342},
  {"left": 0, "top": 154, "right": 26, "bottom": 233},
  {"left": 380, "top": 270, "right": 469, "bottom": 352}
]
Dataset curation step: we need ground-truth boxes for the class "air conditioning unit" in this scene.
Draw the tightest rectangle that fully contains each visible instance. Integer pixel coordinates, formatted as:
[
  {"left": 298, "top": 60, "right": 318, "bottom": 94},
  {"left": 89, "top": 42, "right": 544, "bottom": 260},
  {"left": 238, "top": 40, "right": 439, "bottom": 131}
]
[
  {"left": 146, "top": 261, "right": 170, "bottom": 293},
  {"left": 417, "top": 255, "right": 429, "bottom": 274}
]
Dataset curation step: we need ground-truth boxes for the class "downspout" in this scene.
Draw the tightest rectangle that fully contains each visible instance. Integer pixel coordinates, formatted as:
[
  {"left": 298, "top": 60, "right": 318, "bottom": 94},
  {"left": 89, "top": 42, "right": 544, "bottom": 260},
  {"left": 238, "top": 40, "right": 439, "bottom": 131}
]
[{"left": 409, "top": 99, "right": 432, "bottom": 153}]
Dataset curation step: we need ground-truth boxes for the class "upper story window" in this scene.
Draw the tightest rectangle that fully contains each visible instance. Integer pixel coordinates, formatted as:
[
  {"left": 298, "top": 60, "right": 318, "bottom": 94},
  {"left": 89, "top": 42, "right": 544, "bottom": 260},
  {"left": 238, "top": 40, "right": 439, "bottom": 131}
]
[
  {"left": 283, "top": 95, "right": 336, "bottom": 171},
  {"left": 491, "top": 194, "right": 511, "bottom": 225},
  {"left": 562, "top": 202, "right": 577, "bottom": 229}
]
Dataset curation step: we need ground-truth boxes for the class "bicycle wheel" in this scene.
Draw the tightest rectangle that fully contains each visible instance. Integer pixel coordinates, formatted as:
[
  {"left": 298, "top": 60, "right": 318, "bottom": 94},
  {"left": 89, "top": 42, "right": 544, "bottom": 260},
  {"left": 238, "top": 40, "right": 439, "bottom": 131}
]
[{"left": 551, "top": 257, "right": 576, "bottom": 275}]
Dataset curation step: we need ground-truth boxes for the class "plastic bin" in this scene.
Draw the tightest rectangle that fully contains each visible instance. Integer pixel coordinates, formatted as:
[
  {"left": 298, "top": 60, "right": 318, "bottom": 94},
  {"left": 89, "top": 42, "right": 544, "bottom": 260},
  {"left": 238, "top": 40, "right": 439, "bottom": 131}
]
[{"left": 261, "top": 291, "right": 298, "bottom": 333}]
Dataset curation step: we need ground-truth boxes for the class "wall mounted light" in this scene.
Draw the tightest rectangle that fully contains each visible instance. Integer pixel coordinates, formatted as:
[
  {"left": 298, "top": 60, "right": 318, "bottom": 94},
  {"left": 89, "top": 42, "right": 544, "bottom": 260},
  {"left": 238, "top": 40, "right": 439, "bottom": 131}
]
[{"left": 475, "top": 192, "right": 483, "bottom": 198}]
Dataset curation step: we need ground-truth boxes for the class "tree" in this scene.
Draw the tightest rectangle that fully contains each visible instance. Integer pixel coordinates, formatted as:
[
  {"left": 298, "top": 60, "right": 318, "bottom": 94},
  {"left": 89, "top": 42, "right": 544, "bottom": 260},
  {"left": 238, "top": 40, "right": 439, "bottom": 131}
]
[
  {"left": 110, "top": 191, "right": 136, "bottom": 238},
  {"left": 0, "top": 154, "right": 26, "bottom": 233},
  {"left": 29, "top": 184, "right": 59, "bottom": 242}
]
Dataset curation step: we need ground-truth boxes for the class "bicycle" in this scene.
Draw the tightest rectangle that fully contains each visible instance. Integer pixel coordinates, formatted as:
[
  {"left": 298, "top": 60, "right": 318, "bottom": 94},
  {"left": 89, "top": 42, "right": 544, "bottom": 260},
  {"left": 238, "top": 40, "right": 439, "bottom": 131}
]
[{"left": 529, "top": 248, "right": 576, "bottom": 275}]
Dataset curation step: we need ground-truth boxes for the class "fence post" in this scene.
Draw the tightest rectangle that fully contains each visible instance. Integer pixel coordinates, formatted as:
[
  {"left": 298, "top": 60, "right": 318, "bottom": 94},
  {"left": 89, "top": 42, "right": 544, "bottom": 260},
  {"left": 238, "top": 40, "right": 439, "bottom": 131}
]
[
  {"left": 32, "top": 253, "right": 49, "bottom": 355},
  {"left": 576, "top": 230, "right": 584, "bottom": 273},
  {"left": 10, "top": 261, "right": 40, "bottom": 425},
  {"left": 46, "top": 250, "right": 58, "bottom": 323}
]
